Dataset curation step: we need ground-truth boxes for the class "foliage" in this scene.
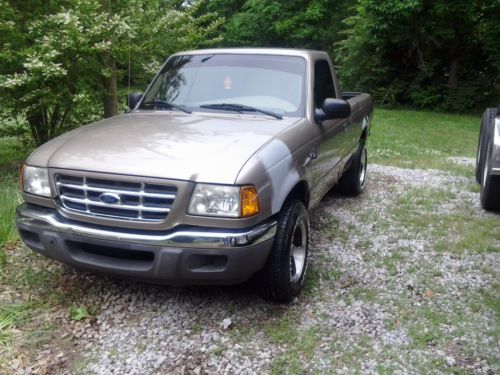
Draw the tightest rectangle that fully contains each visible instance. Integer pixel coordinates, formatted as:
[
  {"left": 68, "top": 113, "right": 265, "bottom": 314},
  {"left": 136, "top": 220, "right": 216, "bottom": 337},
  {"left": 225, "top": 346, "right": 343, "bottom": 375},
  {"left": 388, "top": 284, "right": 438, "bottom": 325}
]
[
  {"left": 69, "top": 305, "right": 90, "bottom": 321},
  {"left": 0, "top": 0, "right": 222, "bottom": 146},
  {"left": 336, "top": 0, "right": 500, "bottom": 112},
  {"left": 199, "top": 0, "right": 353, "bottom": 55},
  {"left": 0, "top": 0, "right": 497, "bottom": 149},
  {"left": 199, "top": 0, "right": 498, "bottom": 111}
]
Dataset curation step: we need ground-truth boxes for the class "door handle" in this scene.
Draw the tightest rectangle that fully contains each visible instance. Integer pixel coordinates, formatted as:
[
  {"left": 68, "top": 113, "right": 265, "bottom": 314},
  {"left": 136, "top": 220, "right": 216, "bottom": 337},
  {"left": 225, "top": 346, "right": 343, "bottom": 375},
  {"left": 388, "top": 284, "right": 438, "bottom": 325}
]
[
  {"left": 303, "top": 151, "right": 317, "bottom": 167},
  {"left": 308, "top": 151, "right": 317, "bottom": 160}
]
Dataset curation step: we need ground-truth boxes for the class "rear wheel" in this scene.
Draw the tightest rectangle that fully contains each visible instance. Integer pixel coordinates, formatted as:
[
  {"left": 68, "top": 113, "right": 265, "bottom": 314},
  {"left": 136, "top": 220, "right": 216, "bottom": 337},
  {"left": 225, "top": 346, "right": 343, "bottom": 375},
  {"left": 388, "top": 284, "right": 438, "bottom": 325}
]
[
  {"left": 338, "top": 142, "right": 367, "bottom": 196},
  {"left": 480, "top": 140, "right": 500, "bottom": 212},
  {"left": 259, "top": 199, "right": 309, "bottom": 303}
]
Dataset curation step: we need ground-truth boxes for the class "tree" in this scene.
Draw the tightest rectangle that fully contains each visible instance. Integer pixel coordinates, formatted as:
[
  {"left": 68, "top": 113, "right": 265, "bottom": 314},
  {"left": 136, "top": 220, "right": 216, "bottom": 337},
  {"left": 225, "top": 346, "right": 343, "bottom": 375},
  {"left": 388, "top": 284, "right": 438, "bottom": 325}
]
[
  {"left": 199, "top": 0, "right": 353, "bottom": 55},
  {"left": 336, "top": 0, "right": 500, "bottom": 112},
  {"left": 0, "top": 0, "right": 222, "bottom": 146}
]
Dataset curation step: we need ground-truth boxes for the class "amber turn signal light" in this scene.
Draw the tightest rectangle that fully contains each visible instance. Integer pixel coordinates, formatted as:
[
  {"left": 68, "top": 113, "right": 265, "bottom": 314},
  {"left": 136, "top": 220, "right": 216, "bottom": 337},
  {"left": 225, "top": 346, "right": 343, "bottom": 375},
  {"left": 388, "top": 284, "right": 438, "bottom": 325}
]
[{"left": 240, "top": 186, "right": 260, "bottom": 217}]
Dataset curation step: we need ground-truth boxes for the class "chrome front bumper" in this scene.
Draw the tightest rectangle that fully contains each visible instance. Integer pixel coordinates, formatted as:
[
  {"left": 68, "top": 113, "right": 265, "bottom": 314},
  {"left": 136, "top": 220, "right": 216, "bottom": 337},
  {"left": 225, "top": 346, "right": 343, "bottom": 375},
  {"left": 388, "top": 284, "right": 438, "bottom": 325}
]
[
  {"left": 16, "top": 203, "right": 277, "bottom": 284},
  {"left": 16, "top": 204, "right": 277, "bottom": 249}
]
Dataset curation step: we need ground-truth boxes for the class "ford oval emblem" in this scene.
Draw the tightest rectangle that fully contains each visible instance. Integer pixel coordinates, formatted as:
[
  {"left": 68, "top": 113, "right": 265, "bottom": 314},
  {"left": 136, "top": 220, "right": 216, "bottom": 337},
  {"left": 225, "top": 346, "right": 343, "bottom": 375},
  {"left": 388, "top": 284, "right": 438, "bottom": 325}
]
[{"left": 98, "top": 192, "right": 122, "bottom": 205}]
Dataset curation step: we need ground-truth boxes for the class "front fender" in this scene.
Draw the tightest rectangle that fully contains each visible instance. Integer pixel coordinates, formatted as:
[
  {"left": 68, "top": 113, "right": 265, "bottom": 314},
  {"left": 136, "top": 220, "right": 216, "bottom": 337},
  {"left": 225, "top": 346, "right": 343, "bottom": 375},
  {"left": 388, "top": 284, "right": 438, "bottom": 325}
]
[{"left": 236, "top": 138, "right": 309, "bottom": 217}]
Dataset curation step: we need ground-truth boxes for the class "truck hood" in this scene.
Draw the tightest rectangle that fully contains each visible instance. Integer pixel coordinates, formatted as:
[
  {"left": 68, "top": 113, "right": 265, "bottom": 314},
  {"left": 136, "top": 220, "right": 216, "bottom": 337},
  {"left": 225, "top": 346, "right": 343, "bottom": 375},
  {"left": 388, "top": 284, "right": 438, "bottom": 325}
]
[{"left": 28, "top": 112, "right": 299, "bottom": 184}]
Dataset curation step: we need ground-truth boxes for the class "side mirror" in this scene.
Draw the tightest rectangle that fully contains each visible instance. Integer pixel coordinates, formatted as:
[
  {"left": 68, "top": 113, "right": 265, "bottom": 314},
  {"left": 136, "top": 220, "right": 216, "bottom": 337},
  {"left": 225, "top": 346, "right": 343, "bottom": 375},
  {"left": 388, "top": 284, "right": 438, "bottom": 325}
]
[
  {"left": 317, "top": 98, "right": 351, "bottom": 122},
  {"left": 127, "top": 92, "right": 143, "bottom": 111}
]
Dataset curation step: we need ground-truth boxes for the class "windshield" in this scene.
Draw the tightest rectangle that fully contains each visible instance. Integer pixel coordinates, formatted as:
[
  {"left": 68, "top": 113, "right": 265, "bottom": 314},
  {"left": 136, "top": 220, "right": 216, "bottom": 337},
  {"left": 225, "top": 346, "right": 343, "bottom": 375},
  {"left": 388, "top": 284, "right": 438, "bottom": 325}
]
[{"left": 140, "top": 54, "right": 307, "bottom": 117}]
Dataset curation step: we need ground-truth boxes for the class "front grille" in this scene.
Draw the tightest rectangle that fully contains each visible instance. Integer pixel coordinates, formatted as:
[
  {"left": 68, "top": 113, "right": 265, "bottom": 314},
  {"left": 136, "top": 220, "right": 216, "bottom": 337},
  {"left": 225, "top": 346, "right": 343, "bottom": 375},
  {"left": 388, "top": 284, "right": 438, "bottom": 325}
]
[{"left": 55, "top": 174, "right": 177, "bottom": 222}]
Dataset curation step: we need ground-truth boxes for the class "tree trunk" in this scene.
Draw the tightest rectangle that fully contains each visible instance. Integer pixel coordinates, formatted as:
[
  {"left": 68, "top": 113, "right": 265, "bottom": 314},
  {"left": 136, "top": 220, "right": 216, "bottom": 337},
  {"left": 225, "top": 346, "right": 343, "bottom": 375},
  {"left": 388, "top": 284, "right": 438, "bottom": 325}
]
[
  {"left": 100, "top": 0, "right": 118, "bottom": 118},
  {"left": 447, "top": 31, "right": 460, "bottom": 89},
  {"left": 102, "top": 52, "right": 118, "bottom": 118},
  {"left": 27, "top": 110, "right": 49, "bottom": 146},
  {"left": 448, "top": 58, "right": 459, "bottom": 89}
]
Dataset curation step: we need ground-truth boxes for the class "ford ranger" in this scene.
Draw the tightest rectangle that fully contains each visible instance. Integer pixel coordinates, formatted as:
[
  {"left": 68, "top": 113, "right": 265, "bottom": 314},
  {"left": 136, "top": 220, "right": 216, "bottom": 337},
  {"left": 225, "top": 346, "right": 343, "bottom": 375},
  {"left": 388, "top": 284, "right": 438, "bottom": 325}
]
[{"left": 16, "top": 48, "right": 373, "bottom": 302}]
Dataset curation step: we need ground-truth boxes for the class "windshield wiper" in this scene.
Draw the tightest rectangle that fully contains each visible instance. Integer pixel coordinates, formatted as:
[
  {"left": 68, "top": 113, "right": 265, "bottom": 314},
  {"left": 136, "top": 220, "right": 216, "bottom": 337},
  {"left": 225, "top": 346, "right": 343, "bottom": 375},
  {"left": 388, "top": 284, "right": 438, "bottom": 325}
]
[
  {"left": 199, "top": 103, "right": 282, "bottom": 120},
  {"left": 140, "top": 100, "right": 191, "bottom": 114}
]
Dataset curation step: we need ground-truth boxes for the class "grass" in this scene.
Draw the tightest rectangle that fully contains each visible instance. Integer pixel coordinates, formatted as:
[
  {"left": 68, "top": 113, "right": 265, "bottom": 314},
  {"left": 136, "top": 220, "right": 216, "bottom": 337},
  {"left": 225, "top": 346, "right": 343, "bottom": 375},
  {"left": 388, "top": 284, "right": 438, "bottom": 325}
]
[
  {"left": 392, "top": 187, "right": 500, "bottom": 255},
  {"left": 69, "top": 305, "right": 91, "bottom": 321},
  {"left": 0, "top": 138, "right": 67, "bottom": 371},
  {"left": 303, "top": 253, "right": 342, "bottom": 297},
  {"left": 0, "top": 186, "right": 22, "bottom": 245},
  {"left": 381, "top": 252, "right": 405, "bottom": 276},
  {"left": 330, "top": 334, "right": 375, "bottom": 372},
  {"left": 371, "top": 108, "right": 479, "bottom": 174},
  {"left": 0, "top": 137, "right": 27, "bottom": 177},
  {"left": 0, "top": 137, "right": 26, "bottom": 246},
  {"left": 0, "top": 301, "right": 47, "bottom": 366},
  {"left": 269, "top": 325, "right": 321, "bottom": 375},
  {"left": 0, "top": 138, "right": 28, "bottom": 369}
]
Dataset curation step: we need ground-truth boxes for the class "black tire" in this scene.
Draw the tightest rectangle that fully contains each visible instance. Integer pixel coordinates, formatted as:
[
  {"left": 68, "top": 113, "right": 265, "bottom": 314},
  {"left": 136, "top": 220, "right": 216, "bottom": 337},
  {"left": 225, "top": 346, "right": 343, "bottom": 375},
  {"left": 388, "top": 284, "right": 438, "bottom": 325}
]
[
  {"left": 480, "top": 137, "right": 500, "bottom": 212},
  {"left": 259, "top": 200, "right": 309, "bottom": 303},
  {"left": 338, "top": 141, "right": 367, "bottom": 196},
  {"left": 476, "top": 108, "right": 496, "bottom": 183}
]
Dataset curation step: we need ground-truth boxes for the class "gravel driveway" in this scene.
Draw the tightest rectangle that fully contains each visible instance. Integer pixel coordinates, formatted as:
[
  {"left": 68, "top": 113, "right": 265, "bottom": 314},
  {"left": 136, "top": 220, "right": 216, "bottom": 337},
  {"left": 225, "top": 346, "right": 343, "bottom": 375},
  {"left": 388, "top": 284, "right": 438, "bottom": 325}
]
[{"left": 11, "top": 163, "right": 499, "bottom": 374}]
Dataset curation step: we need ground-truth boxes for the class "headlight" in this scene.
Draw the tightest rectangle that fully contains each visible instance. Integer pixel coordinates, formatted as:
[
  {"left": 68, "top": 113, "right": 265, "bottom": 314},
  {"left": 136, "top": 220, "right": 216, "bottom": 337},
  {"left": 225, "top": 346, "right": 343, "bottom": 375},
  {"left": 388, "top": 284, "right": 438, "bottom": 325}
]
[
  {"left": 22, "top": 165, "right": 51, "bottom": 197},
  {"left": 188, "top": 184, "right": 259, "bottom": 218}
]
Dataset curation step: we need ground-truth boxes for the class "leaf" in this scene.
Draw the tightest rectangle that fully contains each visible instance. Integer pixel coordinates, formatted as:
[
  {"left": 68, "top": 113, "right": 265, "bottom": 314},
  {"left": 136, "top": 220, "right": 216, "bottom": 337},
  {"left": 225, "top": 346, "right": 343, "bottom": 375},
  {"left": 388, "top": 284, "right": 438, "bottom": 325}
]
[{"left": 69, "top": 305, "right": 90, "bottom": 321}]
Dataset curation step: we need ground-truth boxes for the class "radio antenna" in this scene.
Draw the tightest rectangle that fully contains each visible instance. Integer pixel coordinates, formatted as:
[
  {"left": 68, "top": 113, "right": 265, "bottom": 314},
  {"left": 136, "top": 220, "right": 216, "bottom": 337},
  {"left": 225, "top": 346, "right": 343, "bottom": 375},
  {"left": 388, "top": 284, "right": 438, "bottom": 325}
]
[{"left": 127, "top": 24, "right": 131, "bottom": 97}]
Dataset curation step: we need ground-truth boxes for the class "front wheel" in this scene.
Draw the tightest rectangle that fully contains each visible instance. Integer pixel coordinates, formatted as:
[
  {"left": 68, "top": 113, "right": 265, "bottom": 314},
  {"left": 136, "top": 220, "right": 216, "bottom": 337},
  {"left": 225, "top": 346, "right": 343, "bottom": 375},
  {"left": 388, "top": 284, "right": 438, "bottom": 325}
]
[{"left": 259, "top": 200, "right": 309, "bottom": 303}]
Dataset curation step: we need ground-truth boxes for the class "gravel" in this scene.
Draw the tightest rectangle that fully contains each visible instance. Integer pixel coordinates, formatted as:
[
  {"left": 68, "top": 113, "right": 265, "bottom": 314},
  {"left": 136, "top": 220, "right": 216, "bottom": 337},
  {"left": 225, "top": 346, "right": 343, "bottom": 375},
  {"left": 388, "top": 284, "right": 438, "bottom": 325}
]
[
  {"left": 12, "top": 161, "right": 500, "bottom": 374},
  {"left": 447, "top": 156, "right": 477, "bottom": 167}
]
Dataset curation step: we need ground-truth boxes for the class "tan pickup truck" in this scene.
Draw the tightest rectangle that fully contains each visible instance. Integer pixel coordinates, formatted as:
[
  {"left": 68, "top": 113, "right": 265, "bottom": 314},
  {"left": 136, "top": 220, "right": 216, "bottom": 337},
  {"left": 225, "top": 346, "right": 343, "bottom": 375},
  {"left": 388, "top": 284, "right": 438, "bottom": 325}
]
[{"left": 16, "top": 48, "right": 373, "bottom": 302}]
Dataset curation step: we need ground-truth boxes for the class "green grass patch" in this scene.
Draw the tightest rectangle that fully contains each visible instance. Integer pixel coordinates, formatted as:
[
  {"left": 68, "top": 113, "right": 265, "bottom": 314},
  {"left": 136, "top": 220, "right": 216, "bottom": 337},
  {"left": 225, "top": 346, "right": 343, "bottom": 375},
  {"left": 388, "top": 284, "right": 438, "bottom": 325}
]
[
  {"left": 0, "top": 138, "right": 28, "bottom": 179},
  {"left": 348, "top": 286, "right": 377, "bottom": 304},
  {"left": 0, "top": 183, "right": 21, "bottom": 245},
  {"left": 381, "top": 251, "right": 405, "bottom": 276},
  {"left": 303, "top": 254, "right": 342, "bottom": 297},
  {"left": 261, "top": 310, "right": 323, "bottom": 374},
  {"left": 69, "top": 305, "right": 91, "bottom": 321},
  {"left": 263, "top": 310, "right": 300, "bottom": 345},
  {"left": 478, "top": 285, "right": 500, "bottom": 319},
  {"left": 0, "top": 137, "right": 28, "bottom": 247},
  {"left": 392, "top": 187, "right": 499, "bottom": 254},
  {"left": 371, "top": 108, "right": 478, "bottom": 172},
  {"left": 0, "top": 300, "right": 47, "bottom": 370},
  {"left": 406, "top": 309, "right": 448, "bottom": 348},
  {"left": 330, "top": 334, "right": 374, "bottom": 372},
  {"left": 269, "top": 326, "right": 320, "bottom": 375},
  {"left": 434, "top": 214, "right": 500, "bottom": 254}
]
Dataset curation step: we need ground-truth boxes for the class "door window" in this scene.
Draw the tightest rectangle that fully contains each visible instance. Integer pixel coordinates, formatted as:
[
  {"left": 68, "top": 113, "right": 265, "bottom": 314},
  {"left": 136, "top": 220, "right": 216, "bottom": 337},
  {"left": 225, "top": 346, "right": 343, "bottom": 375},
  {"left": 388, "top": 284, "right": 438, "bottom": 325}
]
[{"left": 314, "top": 60, "right": 336, "bottom": 109}]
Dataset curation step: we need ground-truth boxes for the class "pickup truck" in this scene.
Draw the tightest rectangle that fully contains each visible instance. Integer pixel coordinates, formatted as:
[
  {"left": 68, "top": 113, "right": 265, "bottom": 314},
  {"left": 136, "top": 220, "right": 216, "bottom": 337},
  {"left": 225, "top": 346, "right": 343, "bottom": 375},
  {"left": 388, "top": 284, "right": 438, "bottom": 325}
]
[
  {"left": 16, "top": 48, "right": 373, "bottom": 302},
  {"left": 476, "top": 106, "right": 500, "bottom": 212}
]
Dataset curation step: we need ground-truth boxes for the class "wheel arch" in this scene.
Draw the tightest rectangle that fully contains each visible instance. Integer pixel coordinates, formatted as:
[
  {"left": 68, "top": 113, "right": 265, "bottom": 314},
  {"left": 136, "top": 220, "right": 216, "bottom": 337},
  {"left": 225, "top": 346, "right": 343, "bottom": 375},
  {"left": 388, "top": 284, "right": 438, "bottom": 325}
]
[
  {"left": 360, "top": 115, "right": 370, "bottom": 143},
  {"left": 281, "top": 180, "right": 310, "bottom": 210}
]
